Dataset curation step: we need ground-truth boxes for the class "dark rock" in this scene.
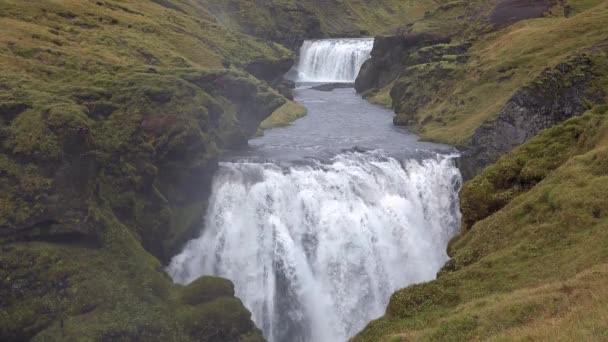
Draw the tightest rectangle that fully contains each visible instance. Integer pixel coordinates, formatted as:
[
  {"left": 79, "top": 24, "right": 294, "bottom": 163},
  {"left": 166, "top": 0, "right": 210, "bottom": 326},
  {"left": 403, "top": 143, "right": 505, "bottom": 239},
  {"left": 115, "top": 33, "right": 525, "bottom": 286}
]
[
  {"left": 85, "top": 101, "right": 118, "bottom": 119},
  {"left": 144, "top": 87, "right": 173, "bottom": 103},
  {"left": 0, "top": 101, "right": 30, "bottom": 122},
  {"left": 355, "top": 33, "right": 451, "bottom": 93},
  {"left": 459, "top": 54, "right": 606, "bottom": 180},
  {"left": 490, "top": 0, "right": 550, "bottom": 28},
  {"left": 245, "top": 57, "right": 294, "bottom": 85},
  {"left": 282, "top": 79, "right": 296, "bottom": 89}
]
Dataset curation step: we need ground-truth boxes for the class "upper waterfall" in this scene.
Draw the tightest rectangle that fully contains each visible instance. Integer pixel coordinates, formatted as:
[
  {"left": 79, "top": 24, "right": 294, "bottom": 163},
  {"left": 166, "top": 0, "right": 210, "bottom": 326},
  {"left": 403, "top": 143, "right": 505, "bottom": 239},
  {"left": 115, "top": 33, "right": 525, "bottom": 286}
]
[{"left": 293, "top": 38, "right": 374, "bottom": 83}]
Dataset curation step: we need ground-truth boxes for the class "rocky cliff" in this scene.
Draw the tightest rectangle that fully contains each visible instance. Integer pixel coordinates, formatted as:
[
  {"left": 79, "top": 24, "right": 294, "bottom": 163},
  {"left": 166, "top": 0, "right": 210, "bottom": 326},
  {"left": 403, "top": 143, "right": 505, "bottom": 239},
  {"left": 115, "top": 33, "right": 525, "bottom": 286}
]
[
  {"left": 352, "top": 0, "right": 608, "bottom": 340},
  {"left": 356, "top": 0, "right": 608, "bottom": 173},
  {"left": 0, "top": 0, "right": 292, "bottom": 340},
  {"left": 459, "top": 52, "right": 607, "bottom": 179},
  {"left": 355, "top": 105, "right": 608, "bottom": 341},
  {"left": 197, "top": 0, "right": 440, "bottom": 50}
]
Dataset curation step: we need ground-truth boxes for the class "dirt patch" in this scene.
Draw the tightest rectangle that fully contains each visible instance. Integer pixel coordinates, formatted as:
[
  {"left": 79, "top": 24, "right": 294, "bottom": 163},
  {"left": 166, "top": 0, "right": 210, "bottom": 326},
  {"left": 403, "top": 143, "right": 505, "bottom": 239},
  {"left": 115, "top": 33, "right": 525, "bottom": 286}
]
[{"left": 490, "top": 0, "right": 550, "bottom": 27}]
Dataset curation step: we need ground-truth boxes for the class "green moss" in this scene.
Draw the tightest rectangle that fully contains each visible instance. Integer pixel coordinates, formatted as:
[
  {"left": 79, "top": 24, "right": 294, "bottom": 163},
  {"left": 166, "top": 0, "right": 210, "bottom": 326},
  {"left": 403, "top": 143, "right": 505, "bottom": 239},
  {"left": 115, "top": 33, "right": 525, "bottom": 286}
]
[
  {"left": 0, "top": 1, "right": 295, "bottom": 339},
  {"left": 384, "top": 2, "right": 608, "bottom": 145},
  {"left": 428, "top": 315, "right": 478, "bottom": 342},
  {"left": 460, "top": 110, "right": 607, "bottom": 231},
  {"left": 177, "top": 297, "right": 262, "bottom": 342},
  {"left": 386, "top": 281, "right": 460, "bottom": 318},
  {"left": 354, "top": 108, "right": 608, "bottom": 341},
  {"left": 198, "top": 0, "right": 436, "bottom": 48},
  {"left": 181, "top": 276, "right": 235, "bottom": 306},
  {"left": 259, "top": 100, "right": 307, "bottom": 130}
]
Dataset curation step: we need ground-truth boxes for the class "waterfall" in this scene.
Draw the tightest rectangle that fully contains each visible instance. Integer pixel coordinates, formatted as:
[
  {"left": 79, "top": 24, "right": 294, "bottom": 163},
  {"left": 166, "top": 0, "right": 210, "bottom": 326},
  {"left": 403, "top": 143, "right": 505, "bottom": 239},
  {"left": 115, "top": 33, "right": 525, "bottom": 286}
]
[
  {"left": 293, "top": 39, "right": 374, "bottom": 83},
  {"left": 167, "top": 151, "right": 461, "bottom": 342}
]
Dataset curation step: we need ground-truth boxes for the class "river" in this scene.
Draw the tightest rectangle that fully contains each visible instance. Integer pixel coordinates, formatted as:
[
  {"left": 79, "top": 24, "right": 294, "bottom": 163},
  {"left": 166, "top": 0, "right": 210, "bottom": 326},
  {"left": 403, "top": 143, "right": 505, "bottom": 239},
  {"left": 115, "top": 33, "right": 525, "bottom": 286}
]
[{"left": 167, "top": 39, "right": 462, "bottom": 342}]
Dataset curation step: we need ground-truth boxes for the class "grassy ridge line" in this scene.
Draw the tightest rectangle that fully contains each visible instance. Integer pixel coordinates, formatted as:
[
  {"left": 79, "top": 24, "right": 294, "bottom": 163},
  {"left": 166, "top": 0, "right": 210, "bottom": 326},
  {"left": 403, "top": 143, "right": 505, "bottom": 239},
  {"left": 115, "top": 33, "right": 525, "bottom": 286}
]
[
  {"left": 0, "top": 0, "right": 293, "bottom": 72},
  {"left": 0, "top": 0, "right": 296, "bottom": 340},
  {"left": 353, "top": 2, "right": 608, "bottom": 339},
  {"left": 375, "top": 0, "right": 608, "bottom": 146},
  {"left": 197, "top": 0, "right": 440, "bottom": 48},
  {"left": 420, "top": 1, "right": 608, "bottom": 145},
  {"left": 354, "top": 105, "right": 608, "bottom": 341}
]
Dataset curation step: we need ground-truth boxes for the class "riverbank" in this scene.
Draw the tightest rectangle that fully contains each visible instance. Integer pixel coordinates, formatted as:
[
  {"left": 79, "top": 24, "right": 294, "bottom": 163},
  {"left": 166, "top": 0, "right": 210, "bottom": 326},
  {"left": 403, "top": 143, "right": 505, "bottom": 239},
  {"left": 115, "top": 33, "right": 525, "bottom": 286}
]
[
  {"left": 351, "top": 0, "right": 608, "bottom": 340},
  {"left": 0, "top": 1, "right": 429, "bottom": 339},
  {"left": 167, "top": 84, "right": 461, "bottom": 342}
]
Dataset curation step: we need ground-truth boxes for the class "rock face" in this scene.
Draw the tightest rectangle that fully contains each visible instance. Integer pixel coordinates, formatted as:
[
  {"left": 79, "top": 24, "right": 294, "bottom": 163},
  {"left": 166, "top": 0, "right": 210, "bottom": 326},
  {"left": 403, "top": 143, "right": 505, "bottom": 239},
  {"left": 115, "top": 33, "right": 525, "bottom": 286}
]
[
  {"left": 355, "top": 34, "right": 451, "bottom": 94},
  {"left": 459, "top": 54, "right": 606, "bottom": 180},
  {"left": 0, "top": 69, "right": 281, "bottom": 341},
  {"left": 490, "top": 0, "right": 550, "bottom": 27},
  {"left": 0, "top": 1, "right": 293, "bottom": 340}
]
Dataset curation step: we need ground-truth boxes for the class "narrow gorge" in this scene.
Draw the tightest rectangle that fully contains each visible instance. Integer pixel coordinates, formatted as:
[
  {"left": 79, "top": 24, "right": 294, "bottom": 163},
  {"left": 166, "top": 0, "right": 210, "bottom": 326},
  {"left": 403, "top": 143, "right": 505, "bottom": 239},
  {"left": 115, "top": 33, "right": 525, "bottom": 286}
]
[
  {"left": 2, "top": 1, "right": 607, "bottom": 341},
  {"left": 167, "top": 39, "right": 462, "bottom": 342}
]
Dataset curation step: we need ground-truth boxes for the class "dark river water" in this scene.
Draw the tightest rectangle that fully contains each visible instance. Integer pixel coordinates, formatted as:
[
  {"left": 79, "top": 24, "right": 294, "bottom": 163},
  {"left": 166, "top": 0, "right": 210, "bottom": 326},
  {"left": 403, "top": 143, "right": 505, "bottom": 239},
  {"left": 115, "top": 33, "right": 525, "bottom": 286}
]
[{"left": 226, "top": 85, "right": 455, "bottom": 162}]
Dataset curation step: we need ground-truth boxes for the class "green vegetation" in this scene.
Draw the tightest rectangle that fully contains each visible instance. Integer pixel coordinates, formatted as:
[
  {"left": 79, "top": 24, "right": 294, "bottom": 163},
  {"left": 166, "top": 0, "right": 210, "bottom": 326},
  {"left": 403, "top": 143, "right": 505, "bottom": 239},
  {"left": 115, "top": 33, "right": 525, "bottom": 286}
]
[
  {"left": 354, "top": 106, "right": 608, "bottom": 341},
  {"left": 0, "top": 0, "right": 295, "bottom": 339},
  {"left": 0, "top": 218, "right": 263, "bottom": 341},
  {"left": 198, "top": 0, "right": 440, "bottom": 47},
  {"left": 461, "top": 107, "right": 608, "bottom": 231},
  {"left": 381, "top": 0, "right": 608, "bottom": 145},
  {"left": 259, "top": 100, "right": 307, "bottom": 130},
  {"left": 364, "top": 82, "right": 394, "bottom": 108},
  {"left": 0, "top": 0, "right": 448, "bottom": 339},
  {"left": 353, "top": 2, "right": 608, "bottom": 339}
]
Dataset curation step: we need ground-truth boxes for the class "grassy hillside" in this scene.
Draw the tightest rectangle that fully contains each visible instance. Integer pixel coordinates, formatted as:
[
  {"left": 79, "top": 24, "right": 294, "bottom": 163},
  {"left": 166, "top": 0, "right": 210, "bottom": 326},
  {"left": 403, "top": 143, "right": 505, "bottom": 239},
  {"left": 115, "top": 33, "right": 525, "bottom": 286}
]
[
  {"left": 353, "top": 1, "right": 608, "bottom": 340},
  {"left": 197, "top": 0, "right": 440, "bottom": 48},
  {"left": 0, "top": 0, "right": 294, "bottom": 340},
  {"left": 412, "top": 1, "right": 608, "bottom": 145},
  {"left": 362, "top": 0, "right": 608, "bottom": 146},
  {"left": 354, "top": 105, "right": 608, "bottom": 341}
]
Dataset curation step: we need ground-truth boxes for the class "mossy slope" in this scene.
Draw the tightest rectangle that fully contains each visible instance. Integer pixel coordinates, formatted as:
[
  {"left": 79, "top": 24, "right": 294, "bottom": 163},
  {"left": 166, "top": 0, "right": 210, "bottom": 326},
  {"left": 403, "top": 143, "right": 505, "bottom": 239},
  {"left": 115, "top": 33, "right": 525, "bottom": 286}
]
[
  {"left": 197, "top": 0, "right": 440, "bottom": 49},
  {"left": 358, "top": 0, "right": 608, "bottom": 146},
  {"left": 354, "top": 106, "right": 608, "bottom": 341},
  {"left": 0, "top": 0, "right": 294, "bottom": 340}
]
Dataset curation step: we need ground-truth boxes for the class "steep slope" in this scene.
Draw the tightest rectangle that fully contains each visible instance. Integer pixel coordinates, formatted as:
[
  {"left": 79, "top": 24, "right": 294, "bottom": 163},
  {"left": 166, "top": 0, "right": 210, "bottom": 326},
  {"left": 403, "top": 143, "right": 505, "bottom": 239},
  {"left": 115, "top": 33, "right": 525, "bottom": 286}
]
[
  {"left": 194, "top": 0, "right": 441, "bottom": 49},
  {"left": 0, "top": 0, "right": 293, "bottom": 340},
  {"left": 354, "top": 105, "right": 608, "bottom": 341},
  {"left": 352, "top": 1, "right": 608, "bottom": 340},
  {"left": 357, "top": 0, "right": 608, "bottom": 173}
]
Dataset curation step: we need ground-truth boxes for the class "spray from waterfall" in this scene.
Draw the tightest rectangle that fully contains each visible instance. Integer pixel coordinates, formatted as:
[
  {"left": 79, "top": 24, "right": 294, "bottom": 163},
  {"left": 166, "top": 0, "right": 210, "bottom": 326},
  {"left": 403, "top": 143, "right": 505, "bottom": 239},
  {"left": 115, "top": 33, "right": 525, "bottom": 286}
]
[
  {"left": 293, "top": 39, "right": 374, "bottom": 83},
  {"left": 168, "top": 151, "right": 461, "bottom": 342}
]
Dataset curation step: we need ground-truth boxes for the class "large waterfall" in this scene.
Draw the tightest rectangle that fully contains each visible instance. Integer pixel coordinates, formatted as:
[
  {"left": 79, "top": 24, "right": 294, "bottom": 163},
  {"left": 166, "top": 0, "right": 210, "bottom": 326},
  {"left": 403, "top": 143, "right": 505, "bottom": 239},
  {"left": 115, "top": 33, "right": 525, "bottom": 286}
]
[
  {"left": 294, "top": 39, "right": 374, "bottom": 83},
  {"left": 167, "top": 151, "right": 461, "bottom": 342}
]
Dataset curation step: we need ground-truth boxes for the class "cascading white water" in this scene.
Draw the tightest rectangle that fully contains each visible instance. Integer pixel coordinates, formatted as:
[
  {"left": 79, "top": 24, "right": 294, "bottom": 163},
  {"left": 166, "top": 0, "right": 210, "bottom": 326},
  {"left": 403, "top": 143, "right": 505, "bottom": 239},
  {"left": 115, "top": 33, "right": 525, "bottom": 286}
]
[
  {"left": 167, "top": 151, "right": 461, "bottom": 342},
  {"left": 294, "top": 39, "right": 374, "bottom": 83}
]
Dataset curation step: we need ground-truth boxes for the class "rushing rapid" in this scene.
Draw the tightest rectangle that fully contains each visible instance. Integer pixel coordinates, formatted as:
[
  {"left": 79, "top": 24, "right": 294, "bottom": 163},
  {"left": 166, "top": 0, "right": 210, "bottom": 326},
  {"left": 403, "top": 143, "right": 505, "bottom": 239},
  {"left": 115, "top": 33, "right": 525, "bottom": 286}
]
[
  {"left": 167, "top": 39, "right": 462, "bottom": 342},
  {"left": 168, "top": 153, "right": 461, "bottom": 342},
  {"left": 293, "top": 39, "right": 374, "bottom": 83}
]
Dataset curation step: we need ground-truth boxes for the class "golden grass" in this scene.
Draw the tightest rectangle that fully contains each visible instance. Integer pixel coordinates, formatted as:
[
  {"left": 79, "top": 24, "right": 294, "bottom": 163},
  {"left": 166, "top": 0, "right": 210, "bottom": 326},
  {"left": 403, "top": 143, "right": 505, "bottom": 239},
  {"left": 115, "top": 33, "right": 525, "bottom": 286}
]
[
  {"left": 354, "top": 108, "right": 608, "bottom": 341},
  {"left": 0, "top": 0, "right": 292, "bottom": 75},
  {"left": 411, "top": 2, "right": 608, "bottom": 145}
]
